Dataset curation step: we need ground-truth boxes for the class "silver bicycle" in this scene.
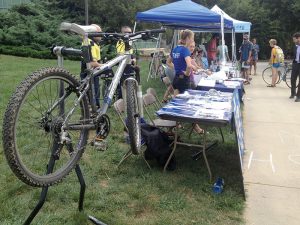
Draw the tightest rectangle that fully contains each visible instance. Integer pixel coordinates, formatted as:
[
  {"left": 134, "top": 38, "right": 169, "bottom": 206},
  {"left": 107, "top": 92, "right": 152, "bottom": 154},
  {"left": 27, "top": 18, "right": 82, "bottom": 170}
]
[{"left": 2, "top": 22, "right": 165, "bottom": 187}]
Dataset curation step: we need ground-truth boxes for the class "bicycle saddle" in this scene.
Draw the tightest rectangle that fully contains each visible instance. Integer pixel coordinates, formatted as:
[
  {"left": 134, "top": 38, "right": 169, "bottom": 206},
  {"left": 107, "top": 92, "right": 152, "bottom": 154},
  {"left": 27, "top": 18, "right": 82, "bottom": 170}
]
[{"left": 60, "top": 22, "right": 98, "bottom": 36}]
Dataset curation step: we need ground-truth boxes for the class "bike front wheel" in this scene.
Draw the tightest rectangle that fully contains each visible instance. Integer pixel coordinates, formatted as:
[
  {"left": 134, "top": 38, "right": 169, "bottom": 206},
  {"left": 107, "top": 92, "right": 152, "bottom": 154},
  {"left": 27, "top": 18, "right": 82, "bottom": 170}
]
[
  {"left": 285, "top": 69, "right": 299, "bottom": 88},
  {"left": 2, "top": 67, "right": 90, "bottom": 187},
  {"left": 277, "top": 66, "right": 286, "bottom": 84},
  {"left": 285, "top": 69, "right": 292, "bottom": 88},
  {"left": 125, "top": 79, "right": 141, "bottom": 155}
]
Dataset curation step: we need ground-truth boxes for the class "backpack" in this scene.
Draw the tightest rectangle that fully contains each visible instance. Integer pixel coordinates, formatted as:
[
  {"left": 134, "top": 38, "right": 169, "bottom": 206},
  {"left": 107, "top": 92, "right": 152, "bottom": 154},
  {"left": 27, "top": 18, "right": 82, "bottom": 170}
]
[
  {"left": 275, "top": 46, "right": 284, "bottom": 63},
  {"left": 140, "top": 124, "right": 176, "bottom": 171}
]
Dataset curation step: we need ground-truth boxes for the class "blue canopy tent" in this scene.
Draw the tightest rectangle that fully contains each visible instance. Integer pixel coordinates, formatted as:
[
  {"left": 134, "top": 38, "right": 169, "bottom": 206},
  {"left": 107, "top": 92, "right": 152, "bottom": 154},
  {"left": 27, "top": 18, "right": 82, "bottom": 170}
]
[
  {"left": 136, "top": 0, "right": 233, "bottom": 30},
  {"left": 136, "top": 0, "right": 234, "bottom": 80}
]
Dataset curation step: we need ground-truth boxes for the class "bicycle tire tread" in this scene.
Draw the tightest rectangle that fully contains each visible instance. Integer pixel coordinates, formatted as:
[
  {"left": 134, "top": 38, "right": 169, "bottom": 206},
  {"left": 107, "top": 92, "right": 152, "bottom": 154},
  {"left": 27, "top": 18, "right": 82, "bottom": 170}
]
[
  {"left": 2, "top": 67, "right": 88, "bottom": 187},
  {"left": 126, "top": 79, "right": 140, "bottom": 155}
]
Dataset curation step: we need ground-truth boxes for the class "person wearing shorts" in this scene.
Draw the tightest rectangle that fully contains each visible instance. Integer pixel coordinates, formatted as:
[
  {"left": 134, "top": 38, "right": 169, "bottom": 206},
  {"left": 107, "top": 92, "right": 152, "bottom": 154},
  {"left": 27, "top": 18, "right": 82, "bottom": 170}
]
[
  {"left": 166, "top": 29, "right": 197, "bottom": 94},
  {"left": 268, "top": 39, "right": 281, "bottom": 87},
  {"left": 250, "top": 38, "right": 259, "bottom": 75},
  {"left": 239, "top": 33, "right": 253, "bottom": 84}
]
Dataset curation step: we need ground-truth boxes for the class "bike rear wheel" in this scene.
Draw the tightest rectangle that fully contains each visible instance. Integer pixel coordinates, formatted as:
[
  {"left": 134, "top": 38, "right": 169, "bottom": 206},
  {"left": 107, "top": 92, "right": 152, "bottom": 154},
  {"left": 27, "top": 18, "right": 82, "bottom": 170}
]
[
  {"left": 125, "top": 79, "right": 141, "bottom": 155},
  {"left": 277, "top": 66, "right": 286, "bottom": 84},
  {"left": 262, "top": 66, "right": 280, "bottom": 85},
  {"left": 2, "top": 67, "right": 90, "bottom": 187},
  {"left": 285, "top": 69, "right": 292, "bottom": 88}
]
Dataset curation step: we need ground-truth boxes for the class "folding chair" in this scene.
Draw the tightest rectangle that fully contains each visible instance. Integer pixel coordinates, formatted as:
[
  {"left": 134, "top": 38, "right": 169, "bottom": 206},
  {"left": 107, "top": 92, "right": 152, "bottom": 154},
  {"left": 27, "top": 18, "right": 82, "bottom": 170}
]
[
  {"left": 146, "top": 87, "right": 163, "bottom": 108},
  {"left": 142, "top": 93, "right": 176, "bottom": 131},
  {"left": 113, "top": 99, "right": 151, "bottom": 169},
  {"left": 162, "top": 76, "right": 175, "bottom": 102}
]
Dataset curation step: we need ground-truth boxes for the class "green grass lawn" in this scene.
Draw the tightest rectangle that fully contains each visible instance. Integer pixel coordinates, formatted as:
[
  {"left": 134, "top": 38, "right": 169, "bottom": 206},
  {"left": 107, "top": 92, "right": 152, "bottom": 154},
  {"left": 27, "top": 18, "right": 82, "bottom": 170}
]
[{"left": 0, "top": 54, "right": 244, "bottom": 225}]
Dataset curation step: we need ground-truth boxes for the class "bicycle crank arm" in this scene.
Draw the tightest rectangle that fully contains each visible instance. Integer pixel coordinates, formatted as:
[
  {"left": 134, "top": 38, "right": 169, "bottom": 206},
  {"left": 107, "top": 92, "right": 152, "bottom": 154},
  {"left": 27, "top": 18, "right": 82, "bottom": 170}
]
[{"left": 65, "top": 123, "right": 96, "bottom": 130}]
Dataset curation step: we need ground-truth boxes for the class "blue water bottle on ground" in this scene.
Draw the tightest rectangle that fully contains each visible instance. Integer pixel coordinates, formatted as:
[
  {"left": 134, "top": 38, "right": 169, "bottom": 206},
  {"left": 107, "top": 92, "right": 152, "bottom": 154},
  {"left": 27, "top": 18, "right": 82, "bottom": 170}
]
[{"left": 212, "top": 177, "right": 224, "bottom": 194}]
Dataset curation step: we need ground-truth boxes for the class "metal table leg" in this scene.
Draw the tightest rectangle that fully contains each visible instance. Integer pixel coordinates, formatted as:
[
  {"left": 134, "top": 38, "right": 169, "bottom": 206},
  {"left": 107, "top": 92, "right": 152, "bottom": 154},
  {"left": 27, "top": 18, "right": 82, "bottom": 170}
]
[
  {"left": 202, "top": 129, "right": 212, "bottom": 181},
  {"left": 163, "top": 122, "right": 179, "bottom": 172}
]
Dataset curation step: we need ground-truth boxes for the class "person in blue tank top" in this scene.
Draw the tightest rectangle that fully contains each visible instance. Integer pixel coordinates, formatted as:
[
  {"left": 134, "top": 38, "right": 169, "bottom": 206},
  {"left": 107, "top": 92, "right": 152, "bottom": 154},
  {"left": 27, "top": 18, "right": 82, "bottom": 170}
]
[{"left": 167, "top": 29, "right": 197, "bottom": 94}]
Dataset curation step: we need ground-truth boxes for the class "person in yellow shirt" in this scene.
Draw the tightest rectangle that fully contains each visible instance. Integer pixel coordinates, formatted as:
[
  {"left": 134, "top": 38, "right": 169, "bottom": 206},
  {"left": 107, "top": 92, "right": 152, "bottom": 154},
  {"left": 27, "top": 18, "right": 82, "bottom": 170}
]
[
  {"left": 80, "top": 24, "right": 102, "bottom": 108},
  {"left": 268, "top": 39, "right": 282, "bottom": 87},
  {"left": 116, "top": 26, "right": 141, "bottom": 84}
]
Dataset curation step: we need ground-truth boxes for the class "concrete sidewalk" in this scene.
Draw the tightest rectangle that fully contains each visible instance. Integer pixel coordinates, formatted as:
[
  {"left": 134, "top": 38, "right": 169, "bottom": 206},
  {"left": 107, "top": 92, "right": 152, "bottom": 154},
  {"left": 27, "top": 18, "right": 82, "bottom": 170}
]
[{"left": 243, "top": 62, "right": 300, "bottom": 225}]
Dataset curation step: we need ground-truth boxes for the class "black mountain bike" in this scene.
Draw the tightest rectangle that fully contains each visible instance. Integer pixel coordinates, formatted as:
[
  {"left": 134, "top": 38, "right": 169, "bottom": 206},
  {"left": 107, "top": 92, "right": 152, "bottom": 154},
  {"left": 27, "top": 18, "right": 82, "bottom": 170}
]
[{"left": 2, "top": 22, "right": 165, "bottom": 187}]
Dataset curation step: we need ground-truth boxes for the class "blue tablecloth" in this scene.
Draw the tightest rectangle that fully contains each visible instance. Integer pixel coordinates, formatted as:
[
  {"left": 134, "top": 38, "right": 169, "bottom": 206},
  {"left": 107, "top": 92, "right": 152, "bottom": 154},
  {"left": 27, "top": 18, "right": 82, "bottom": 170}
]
[
  {"left": 156, "top": 89, "right": 245, "bottom": 159},
  {"left": 197, "top": 82, "right": 244, "bottom": 102},
  {"left": 156, "top": 89, "right": 233, "bottom": 126}
]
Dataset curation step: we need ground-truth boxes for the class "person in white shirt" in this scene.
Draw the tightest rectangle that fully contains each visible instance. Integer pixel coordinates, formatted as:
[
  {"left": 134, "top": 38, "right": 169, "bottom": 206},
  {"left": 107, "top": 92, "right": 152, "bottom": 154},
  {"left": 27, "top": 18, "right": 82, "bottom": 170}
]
[{"left": 216, "top": 40, "right": 230, "bottom": 63}]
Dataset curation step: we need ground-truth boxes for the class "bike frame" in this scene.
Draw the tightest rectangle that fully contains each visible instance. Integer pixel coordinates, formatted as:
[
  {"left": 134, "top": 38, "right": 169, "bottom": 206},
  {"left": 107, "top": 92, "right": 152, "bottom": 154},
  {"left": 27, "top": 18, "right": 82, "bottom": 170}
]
[
  {"left": 51, "top": 22, "right": 165, "bottom": 136},
  {"left": 53, "top": 46, "right": 143, "bottom": 133}
]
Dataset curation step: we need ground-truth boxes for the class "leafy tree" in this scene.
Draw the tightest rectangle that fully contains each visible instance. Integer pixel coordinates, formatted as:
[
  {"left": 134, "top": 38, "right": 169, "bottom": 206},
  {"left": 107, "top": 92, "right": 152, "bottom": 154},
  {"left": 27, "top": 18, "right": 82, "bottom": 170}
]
[{"left": 1, "top": 0, "right": 300, "bottom": 59}]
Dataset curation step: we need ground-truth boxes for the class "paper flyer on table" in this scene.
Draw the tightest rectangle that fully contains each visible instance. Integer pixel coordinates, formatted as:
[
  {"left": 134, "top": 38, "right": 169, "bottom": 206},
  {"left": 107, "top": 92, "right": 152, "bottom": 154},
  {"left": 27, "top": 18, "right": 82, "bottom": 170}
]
[
  {"left": 193, "top": 74, "right": 203, "bottom": 86},
  {"left": 193, "top": 108, "right": 226, "bottom": 120},
  {"left": 186, "top": 99, "right": 207, "bottom": 105},
  {"left": 205, "top": 101, "right": 232, "bottom": 110},
  {"left": 198, "top": 79, "right": 216, "bottom": 87},
  {"left": 223, "top": 81, "right": 241, "bottom": 88},
  {"left": 209, "top": 70, "right": 227, "bottom": 80}
]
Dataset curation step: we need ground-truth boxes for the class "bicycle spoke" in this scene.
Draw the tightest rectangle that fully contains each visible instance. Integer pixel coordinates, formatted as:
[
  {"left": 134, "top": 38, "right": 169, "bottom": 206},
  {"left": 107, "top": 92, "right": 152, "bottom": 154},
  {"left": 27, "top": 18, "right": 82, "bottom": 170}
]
[
  {"left": 17, "top": 117, "right": 40, "bottom": 128},
  {"left": 23, "top": 98, "right": 45, "bottom": 117},
  {"left": 42, "top": 80, "right": 51, "bottom": 109},
  {"left": 34, "top": 84, "right": 49, "bottom": 114}
]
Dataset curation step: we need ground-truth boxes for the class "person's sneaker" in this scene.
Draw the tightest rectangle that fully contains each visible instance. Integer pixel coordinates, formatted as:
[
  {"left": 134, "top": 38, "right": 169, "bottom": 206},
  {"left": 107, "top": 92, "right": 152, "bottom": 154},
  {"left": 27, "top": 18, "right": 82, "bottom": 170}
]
[
  {"left": 295, "top": 97, "right": 300, "bottom": 102},
  {"left": 289, "top": 95, "right": 295, "bottom": 99}
]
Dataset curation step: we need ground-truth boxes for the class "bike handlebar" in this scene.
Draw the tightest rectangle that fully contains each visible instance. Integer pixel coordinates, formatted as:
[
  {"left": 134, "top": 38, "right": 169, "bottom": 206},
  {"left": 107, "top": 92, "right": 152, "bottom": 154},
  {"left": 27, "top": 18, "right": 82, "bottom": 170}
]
[
  {"left": 52, "top": 46, "right": 82, "bottom": 57},
  {"left": 61, "top": 47, "right": 82, "bottom": 56},
  {"left": 87, "top": 28, "right": 166, "bottom": 40},
  {"left": 53, "top": 26, "right": 166, "bottom": 57},
  {"left": 143, "top": 28, "right": 166, "bottom": 34}
]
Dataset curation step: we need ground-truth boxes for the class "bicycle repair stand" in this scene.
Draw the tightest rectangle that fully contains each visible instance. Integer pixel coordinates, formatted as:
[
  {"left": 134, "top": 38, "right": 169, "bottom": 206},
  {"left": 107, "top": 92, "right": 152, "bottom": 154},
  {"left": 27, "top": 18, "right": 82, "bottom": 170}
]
[
  {"left": 23, "top": 54, "right": 107, "bottom": 225},
  {"left": 23, "top": 155, "right": 107, "bottom": 225}
]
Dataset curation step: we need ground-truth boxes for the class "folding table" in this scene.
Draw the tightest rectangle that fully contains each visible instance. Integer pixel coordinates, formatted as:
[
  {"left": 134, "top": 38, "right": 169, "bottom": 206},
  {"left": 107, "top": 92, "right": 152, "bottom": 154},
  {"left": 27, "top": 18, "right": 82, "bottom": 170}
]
[{"left": 156, "top": 89, "right": 243, "bottom": 182}]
